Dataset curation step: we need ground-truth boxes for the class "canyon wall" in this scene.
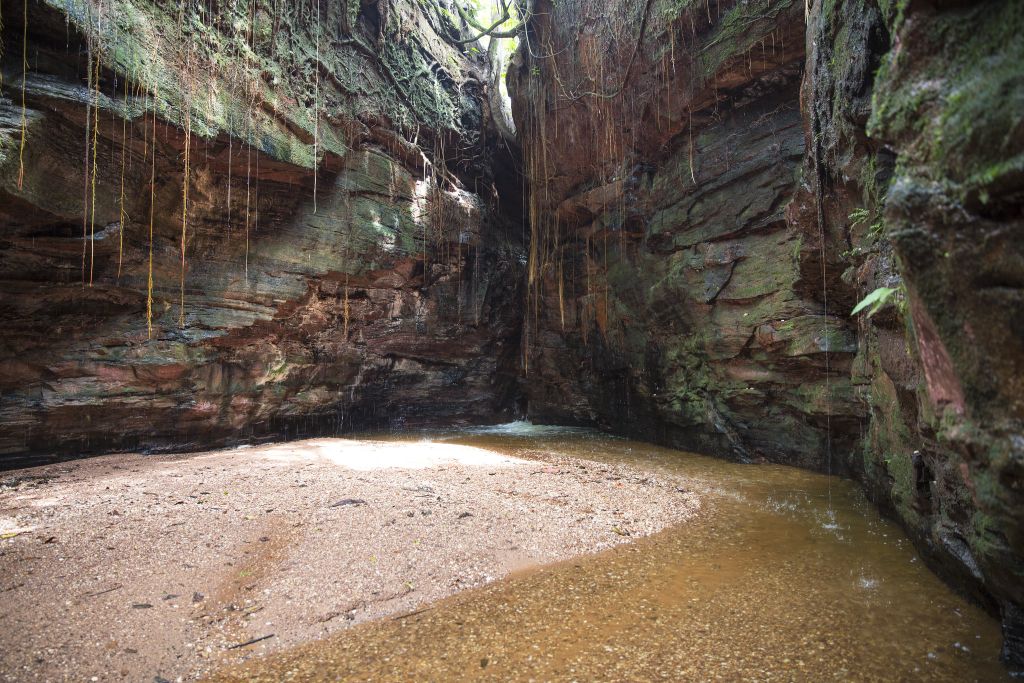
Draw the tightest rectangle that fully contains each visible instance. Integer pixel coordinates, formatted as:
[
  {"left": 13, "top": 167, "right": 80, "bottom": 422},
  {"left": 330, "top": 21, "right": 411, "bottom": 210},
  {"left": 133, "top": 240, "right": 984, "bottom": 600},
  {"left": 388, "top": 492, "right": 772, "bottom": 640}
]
[
  {"left": 853, "top": 0, "right": 1024, "bottom": 665},
  {"left": 510, "top": 0, "right": 1023, "bottom": 667},
  {"left": 510, "top": 0, "right": 858, "bottom": 470},
  {"left": 0, "top": 0, "right": 524, "bottom": 466},
  {"left": 1, "top": 0, "right": 1021, "bottom": 670}
]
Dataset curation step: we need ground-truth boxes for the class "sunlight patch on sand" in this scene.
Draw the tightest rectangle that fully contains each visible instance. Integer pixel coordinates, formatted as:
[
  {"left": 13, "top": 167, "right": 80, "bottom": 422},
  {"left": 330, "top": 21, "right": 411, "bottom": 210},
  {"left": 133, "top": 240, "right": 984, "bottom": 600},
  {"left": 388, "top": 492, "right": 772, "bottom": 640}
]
[{"left": 254, "top": 438, "right": 527, "bottom": 471}]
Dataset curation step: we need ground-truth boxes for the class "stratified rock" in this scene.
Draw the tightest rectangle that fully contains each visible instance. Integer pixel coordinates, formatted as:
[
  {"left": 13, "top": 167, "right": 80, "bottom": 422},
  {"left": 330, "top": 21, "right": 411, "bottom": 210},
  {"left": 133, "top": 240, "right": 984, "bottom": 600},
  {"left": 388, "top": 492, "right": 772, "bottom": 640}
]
[
  {"left": 0, "top": 0, "right": 524, "bottom": 464},
  {"left": 2, "top": 0, "right": 1022, "bottom": 672},
  {"left": 860, "top": 0, "right": 1024, "bottom": 668},
  {"left": 510, "top": 0, "right": 1023, "bottom": 669},
  {"left": 509, "top": 0, "right": 858, "bottom": 468}
]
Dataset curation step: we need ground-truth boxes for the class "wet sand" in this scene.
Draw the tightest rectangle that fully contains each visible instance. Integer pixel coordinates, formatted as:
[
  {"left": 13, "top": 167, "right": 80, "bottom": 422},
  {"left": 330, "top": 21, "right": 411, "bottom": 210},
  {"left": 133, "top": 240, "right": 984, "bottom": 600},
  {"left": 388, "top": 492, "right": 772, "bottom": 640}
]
[
  {"left": 0, "top": 435, "right": 699, "bottom": 682},
  {"left": 211, "top": 429, "right": 1009, "bottom": 683}
]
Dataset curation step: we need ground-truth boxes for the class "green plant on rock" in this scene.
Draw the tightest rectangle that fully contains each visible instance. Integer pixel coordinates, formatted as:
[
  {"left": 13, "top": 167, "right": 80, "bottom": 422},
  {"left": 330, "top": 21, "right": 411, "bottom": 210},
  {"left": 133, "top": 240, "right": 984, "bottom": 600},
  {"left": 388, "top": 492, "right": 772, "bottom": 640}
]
[
  {"left": 869, "top": 218, "right": 884, "bottom": 239},
  {"left": 852, "top": 286, "right": 899, "bottom": 318},
  {"left": 849, "top": 207, "right": 870, "bottom": 227},
  {"left": 849, "top": 207, "right": 884, "bottom": 240}
]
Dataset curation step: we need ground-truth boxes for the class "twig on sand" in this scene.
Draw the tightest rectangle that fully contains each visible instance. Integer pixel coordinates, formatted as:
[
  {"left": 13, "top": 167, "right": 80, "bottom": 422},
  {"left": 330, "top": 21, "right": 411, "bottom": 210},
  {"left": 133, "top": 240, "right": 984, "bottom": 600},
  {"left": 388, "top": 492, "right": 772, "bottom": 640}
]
[
  {"left": 330, "top": 498, "right": 367, "bottom": 508},
  {"left": 85, "top": 584, "right": 123, "bottom": 597},
  {"left": 227, "top": 633, "right": 275, "bottom": 650},
  {"left": 393, "top": 605, "right": 433, "bottom": 621}
]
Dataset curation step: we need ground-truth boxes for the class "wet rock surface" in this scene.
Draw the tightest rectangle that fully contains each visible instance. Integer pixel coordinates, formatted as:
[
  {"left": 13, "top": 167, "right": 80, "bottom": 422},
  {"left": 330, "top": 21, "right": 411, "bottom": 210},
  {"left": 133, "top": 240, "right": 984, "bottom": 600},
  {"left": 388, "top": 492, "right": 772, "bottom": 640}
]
[
  {"left": 510, "top": 0, "right": 858, "bottom": 474},
  {"left": 804, "top": 0, "right": 1024, "bottom": 668},
  {"left": 509, "top": 0, "right": 1024, "bottom": 667}
]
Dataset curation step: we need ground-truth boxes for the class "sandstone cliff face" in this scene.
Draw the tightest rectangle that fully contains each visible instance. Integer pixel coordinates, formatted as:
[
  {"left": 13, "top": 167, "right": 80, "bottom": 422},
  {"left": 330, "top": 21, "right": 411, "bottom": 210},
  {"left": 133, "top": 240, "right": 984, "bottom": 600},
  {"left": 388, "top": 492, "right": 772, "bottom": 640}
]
[
  {"left": 509, "top": 0, "right": 861, "bottom": 469},
  {"left": 2, "top": 0, "right": 1022, "bottom": 670},
  {"left": 510, "top": 0, "right": 1023, "bottom": 666},
  {"left": 0, "top": 0, "right": 524, "bottom": 465},
  {"left": 854, "top": 0, "right": 1024, "bottom": 665}
]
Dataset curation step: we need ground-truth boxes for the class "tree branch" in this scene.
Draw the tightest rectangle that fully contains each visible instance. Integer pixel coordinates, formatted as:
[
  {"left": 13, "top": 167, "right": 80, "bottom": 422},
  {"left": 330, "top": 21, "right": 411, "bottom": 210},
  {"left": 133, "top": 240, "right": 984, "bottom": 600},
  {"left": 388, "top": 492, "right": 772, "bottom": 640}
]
[
  {"left": 453, "top": 0, "right": 533, "bottom": 44},
  {"left": 488, "top": 34, "right": 518, "bottom": 144}
]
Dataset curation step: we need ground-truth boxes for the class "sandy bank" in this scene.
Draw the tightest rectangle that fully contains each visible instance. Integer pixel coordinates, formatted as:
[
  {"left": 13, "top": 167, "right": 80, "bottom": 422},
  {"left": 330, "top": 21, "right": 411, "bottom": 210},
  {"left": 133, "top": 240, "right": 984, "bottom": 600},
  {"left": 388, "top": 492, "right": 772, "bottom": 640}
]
[{"left": 0, "top": 436, "right": 698, "bottom": 681}]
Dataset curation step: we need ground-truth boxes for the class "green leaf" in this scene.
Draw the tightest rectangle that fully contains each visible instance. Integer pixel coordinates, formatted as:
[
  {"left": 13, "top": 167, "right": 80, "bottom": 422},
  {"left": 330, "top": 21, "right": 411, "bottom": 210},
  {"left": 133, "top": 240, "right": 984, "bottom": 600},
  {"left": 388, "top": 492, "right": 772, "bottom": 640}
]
[{"left": 851, "top": 287, "right": 898, "bottom": 317}]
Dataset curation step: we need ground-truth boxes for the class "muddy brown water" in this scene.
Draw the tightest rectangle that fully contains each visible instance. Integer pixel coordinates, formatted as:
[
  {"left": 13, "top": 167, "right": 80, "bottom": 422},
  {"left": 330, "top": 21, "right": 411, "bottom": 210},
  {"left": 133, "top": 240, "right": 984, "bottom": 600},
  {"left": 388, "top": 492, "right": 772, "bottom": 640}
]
[{"left": 213, "top": 423, "right": 1008, "bottom": 681}]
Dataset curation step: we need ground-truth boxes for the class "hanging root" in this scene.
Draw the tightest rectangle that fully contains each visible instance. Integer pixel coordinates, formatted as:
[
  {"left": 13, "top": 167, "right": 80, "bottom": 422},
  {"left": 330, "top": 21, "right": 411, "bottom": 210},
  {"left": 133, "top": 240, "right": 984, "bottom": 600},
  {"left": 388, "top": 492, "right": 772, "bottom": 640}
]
[
  {"left": 343, "top": 278, "right": 350, "bottom": 339},
  {"left": 16, "top": 0, "right": 27, "bottom": 190},
  {"left": 179, "top": 108, "right": 191, "bottom": 328},
  {"left": 147, "top": 85, "right": 158, "bottom": 339},
  {"left": 244, "top": 128, "right": 251, "bottom": 280},
  {"left": 688, "top": 108, "right": 697, "bottom": 184},
  {"left": 89, "top": 52, "right": 99, "bottom": 286},
  {"left": 117, "top": 76, "right": 127, "bottom": 281},
  {"left": 312, "top": 0, "right": 320, "bottom": 213}
]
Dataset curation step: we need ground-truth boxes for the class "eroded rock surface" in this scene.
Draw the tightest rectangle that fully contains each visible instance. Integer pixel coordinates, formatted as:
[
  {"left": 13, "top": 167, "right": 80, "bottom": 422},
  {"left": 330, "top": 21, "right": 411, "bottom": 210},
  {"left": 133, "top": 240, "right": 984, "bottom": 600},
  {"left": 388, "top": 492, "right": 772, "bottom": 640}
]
[
  {"left": 0, "top": 0, "right": 524, "bottom": 464},
  {"left": 510, "top": 0, "right": 858, "bottom": 469},
  {"left": 510, "top": 0, "right": 1023, "bottom": 668}
]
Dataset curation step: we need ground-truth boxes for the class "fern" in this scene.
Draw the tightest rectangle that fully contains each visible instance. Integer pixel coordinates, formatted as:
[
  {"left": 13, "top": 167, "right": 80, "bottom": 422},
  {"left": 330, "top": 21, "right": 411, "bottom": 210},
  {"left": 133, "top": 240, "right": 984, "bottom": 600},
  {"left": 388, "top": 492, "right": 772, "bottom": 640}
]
[{"left": 848, "top": 207, "right": 870, "bottom": 227}]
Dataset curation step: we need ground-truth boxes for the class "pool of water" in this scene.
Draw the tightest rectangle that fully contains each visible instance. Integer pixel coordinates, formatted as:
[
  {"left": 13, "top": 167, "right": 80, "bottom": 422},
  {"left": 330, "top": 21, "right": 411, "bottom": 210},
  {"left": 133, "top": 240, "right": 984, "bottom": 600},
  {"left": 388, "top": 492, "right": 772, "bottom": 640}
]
[{"left": 213, "top": 424, "right": 1008, "bottom": 681}]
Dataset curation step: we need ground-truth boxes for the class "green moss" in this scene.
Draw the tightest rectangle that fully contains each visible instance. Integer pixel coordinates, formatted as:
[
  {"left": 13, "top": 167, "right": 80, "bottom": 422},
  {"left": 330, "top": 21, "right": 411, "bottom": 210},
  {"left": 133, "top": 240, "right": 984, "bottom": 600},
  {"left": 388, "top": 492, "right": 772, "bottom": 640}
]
[
  {"left": 863, "top": 368, "right": 921, "bottom": 525},
  {"left": 969, "top": 509, "right": 1008, "bottom": 561},
  {"left": 46, "top": 0, "right": 472, "bottom": 172},
  {"left": 869, "top": 1, "right": 1024, "bottom": 198},
  {"left": 874, "top": 0, "right": 909, "bottom": 33},
  {"left": 698, "top": 0, "right": 799, "bottom": 82}
]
